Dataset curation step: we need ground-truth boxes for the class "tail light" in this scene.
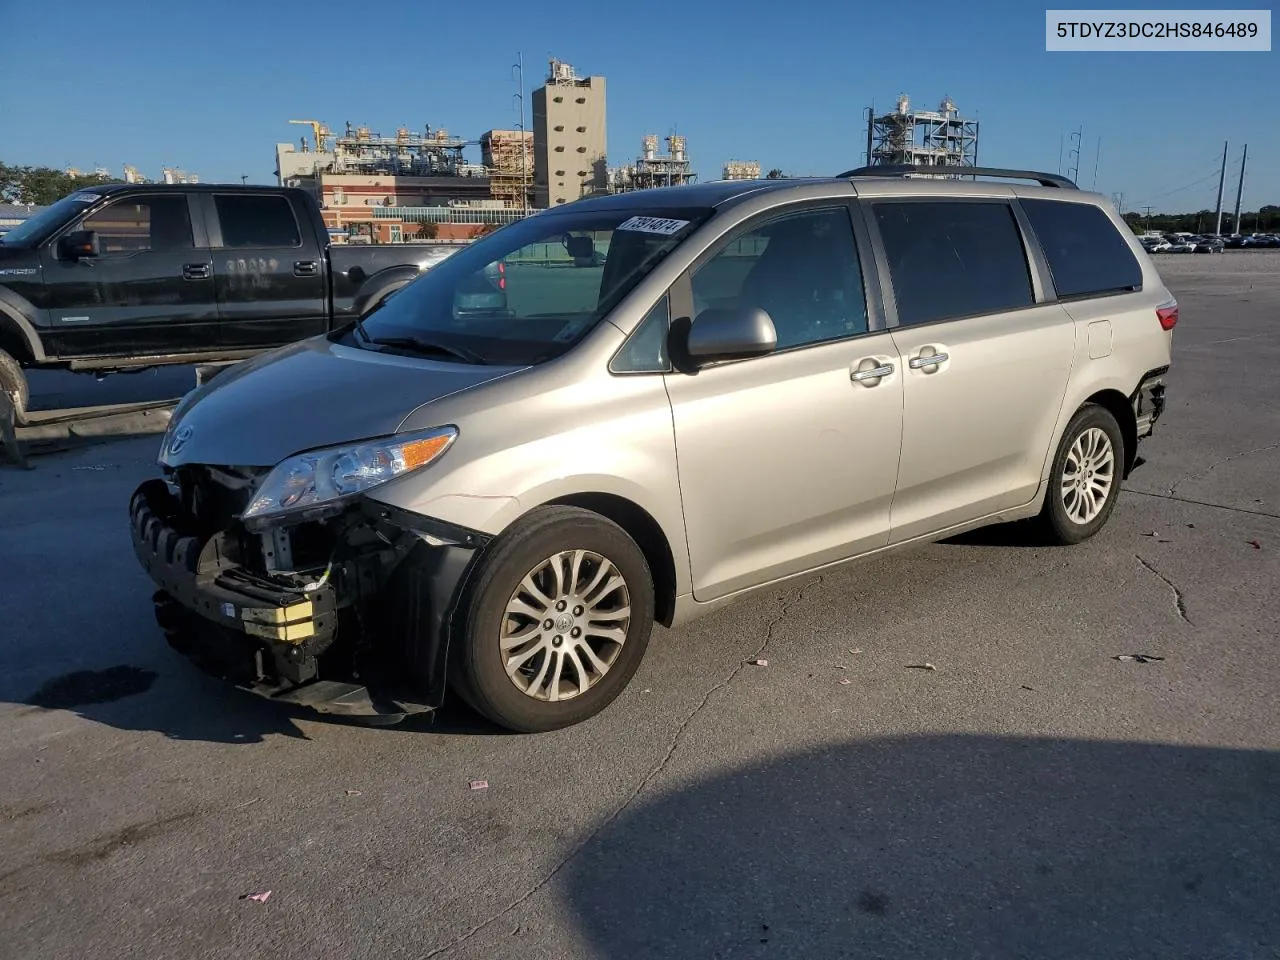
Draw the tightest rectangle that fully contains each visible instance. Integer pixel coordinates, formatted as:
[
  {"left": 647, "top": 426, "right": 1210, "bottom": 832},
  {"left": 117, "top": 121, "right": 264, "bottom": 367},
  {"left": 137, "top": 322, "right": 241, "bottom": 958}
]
[
  {"left": 497, "top": 261, "right": 506, "bottom": 291},
  {"left": 1156, "top": 301, "right": 1178, "bottom": 331}
]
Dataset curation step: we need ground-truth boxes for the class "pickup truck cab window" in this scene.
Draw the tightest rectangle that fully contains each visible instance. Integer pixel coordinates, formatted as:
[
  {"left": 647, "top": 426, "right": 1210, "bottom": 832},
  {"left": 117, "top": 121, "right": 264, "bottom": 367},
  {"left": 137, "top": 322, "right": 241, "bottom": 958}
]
[
  {"left": 213, "top": 194, "right": 301, "bottom": 248},
  {"left": 79, "top": 196, "right": 194, "bottom": 254}
]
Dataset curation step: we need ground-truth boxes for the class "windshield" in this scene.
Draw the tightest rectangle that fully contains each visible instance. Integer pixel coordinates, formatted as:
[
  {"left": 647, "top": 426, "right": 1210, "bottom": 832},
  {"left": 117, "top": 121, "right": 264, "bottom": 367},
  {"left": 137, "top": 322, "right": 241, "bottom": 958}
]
[
  {"left": 0, "top": 191, "right": 105, "bottom": 247},
  {"left": 351, "top": 206, "right": 712, "bottom": 365}
]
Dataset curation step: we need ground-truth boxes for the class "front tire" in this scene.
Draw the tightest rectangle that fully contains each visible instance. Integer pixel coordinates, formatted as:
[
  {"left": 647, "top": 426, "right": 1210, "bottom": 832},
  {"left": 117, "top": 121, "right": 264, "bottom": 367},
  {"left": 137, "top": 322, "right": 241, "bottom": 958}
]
[
  {"left": 1036, "top": 404, "right": 1124, "bottom": 545},
  {"left": 0, "top": 348, "right": 27, "bottom": 420},
  {"left": 453, "top": 505, "right": 655, "bottom": 732}
]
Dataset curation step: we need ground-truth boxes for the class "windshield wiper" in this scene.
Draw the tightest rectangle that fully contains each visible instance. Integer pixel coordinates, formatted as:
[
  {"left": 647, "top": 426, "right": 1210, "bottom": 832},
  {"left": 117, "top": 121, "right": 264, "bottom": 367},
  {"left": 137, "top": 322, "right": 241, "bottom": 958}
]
[{"left": 367, "top": 336, "right": 487, "bottom": 365}]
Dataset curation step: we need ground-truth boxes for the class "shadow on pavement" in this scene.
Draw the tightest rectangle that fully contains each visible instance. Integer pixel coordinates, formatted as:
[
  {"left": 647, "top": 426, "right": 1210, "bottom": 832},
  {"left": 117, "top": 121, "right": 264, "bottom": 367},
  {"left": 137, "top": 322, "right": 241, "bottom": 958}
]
[
  {"left": 563, "top": 734, "right": 1279, "bottom": 959},
  {"left": 15, "top": 656, "right": 509, "bottom": 744},
  {"left": 940, "top": 519, "right": 1043, "bottom": 548}
]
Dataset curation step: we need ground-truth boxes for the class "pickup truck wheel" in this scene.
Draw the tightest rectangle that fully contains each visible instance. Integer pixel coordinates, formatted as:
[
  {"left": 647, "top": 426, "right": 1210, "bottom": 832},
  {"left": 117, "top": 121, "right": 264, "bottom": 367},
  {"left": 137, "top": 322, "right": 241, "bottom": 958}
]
[
  {"left": 1037, "top": 404, "right": 1124, "bottom": 545},
  {"left": 453, "top": 505, "right": 654, "bottom": 733},
  {"left": 0, "top": 349, "right": 27, "bottom": 418}
]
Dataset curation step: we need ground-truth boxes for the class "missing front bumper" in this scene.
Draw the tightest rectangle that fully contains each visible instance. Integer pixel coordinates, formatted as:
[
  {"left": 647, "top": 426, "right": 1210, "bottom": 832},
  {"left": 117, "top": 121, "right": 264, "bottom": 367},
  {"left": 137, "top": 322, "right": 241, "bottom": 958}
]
[{"left": 129, "top": 478, "right": 482, "bottom": 720}]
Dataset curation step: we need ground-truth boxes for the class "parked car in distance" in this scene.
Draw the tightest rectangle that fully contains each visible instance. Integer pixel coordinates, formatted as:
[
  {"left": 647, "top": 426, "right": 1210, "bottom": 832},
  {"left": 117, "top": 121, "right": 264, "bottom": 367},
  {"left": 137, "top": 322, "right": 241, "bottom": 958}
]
[
  {"left": 130, "top": 166, "right": 1174, "bottom": 733},
  {"left": 1168, "top": 239, "right": 1198, "bottom": 253},
  {"left": 0, "top": 184, "right": 457, "bottom": 419},
  {"left": 1147, "top": 239, "right": 1173, "bottom": 253},
  {"left": 1194, "top": 237, "right": 1225, "bottom": 253}
]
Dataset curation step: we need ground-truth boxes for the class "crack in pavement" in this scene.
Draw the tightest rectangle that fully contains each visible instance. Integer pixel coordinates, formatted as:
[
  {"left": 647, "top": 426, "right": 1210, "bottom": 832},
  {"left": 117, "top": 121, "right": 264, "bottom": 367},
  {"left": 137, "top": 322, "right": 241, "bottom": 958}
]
[
  {"left": 1123, "top": 488, "right": 1280, "bottom": 520},
  {"left": 1167, "top": 442, "right": 1280, "bottom": 496},
  {"left": 423, "top": 576, "right": 825, "bottom": 959},
  {"left": 1135, "top": 554, "right": 1192, "bottom": 626}
]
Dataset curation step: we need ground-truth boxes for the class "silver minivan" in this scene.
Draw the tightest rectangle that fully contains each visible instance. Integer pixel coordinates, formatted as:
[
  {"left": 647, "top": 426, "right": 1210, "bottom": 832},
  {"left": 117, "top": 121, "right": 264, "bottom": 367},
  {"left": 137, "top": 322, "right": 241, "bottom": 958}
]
[{"left": 131, "top": 167, "right": 1174, "bottom": 732}]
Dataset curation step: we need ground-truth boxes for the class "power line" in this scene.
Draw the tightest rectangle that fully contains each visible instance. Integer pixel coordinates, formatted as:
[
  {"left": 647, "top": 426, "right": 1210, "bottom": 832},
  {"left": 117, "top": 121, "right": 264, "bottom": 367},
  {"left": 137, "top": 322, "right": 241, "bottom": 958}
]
[{"left": 1130, "top": 165, "right": 1226, "bottom": 208}]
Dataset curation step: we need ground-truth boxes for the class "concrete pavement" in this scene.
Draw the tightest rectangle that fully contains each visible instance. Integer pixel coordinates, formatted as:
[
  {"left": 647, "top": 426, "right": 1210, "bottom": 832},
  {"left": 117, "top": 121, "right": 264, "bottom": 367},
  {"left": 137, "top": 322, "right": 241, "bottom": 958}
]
[{"left": 1, "top": 253, "right": 1277, "bottom": 959}]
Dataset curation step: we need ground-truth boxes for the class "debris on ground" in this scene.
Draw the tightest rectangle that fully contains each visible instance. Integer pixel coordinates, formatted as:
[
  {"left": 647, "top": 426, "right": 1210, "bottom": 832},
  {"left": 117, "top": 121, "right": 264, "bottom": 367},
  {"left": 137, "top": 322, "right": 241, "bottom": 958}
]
[
  {"left": 838, "top": 679, "right": 852, "bottom": 686},
  {"left": 241, "top": 891, "right": 272, "bottom": 903},
  {"left": 1248, "top": 539, "right": 1262, "bottom": 550},
  {"left": 468, "top": 779, "right": 489, "bottom": 791},
  {"left": 849, "top": 648, "right": 863, "bottom": 655},
  {"left": 71, "top": 464, "right": 109, "bottom": 472},
  {"left": 1113, "top": 654, "right": 1165, "bottom": 664},
  {"left": 906, "top": 663, "right": 937, "bottom": 671},
  {"left": 1186, "top": 523, "right": 1195, "bottom": 529},
  {"left": 747, "top": 658, "right": 769, "bottom": 667},
  {"left": 1143, "top": 531, "right": 1171, "bottom": 542},
  {"left": 1021, "top": 684, "right": 1035, "bottom": 691},
  {"left": 345, "top": 789, "right": 362, "bottom": 796}
]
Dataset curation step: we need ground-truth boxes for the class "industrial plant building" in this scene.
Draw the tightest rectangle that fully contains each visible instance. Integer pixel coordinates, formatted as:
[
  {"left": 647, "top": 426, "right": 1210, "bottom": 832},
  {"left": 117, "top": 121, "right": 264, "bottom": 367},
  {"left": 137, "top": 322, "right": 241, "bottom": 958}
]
[
  {"left": 609, "top": 135, "right": 696, "bottom": 192},
  {"left": 722, "top": 160, "right": 761, "bottom": 181},
  {"left": 532, "top": 59, "right": 608, "bottom": 207},
  {"left": 865, "top": 95, "right": 979, "bottom": 169}
]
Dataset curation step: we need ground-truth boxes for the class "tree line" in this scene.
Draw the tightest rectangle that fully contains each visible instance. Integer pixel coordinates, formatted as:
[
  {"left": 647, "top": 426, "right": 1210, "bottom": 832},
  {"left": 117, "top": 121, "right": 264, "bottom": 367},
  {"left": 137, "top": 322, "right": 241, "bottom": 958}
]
[
  {"left": 1, "top": 163, "right": 123, "bottom": 206},
  {"left": 1121, "top": 207, "right": 1279, "bottom": 235}
]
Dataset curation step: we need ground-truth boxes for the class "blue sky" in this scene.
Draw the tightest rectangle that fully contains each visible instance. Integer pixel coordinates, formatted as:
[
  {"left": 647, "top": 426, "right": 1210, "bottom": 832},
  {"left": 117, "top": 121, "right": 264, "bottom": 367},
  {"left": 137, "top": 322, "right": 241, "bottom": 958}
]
[{"left": 2, "top": 0, "right": 1274, "bottom": 213}]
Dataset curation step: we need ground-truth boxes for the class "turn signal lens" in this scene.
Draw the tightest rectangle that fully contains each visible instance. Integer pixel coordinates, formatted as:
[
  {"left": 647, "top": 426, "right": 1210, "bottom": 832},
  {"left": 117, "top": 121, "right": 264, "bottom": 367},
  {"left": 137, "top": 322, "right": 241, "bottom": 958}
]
[
  {"left": 401, "top": 434, "right": 453, "bottom": 469},
  {"left": 1156, "top": 302, "right": 1178, "bottom": 331}
]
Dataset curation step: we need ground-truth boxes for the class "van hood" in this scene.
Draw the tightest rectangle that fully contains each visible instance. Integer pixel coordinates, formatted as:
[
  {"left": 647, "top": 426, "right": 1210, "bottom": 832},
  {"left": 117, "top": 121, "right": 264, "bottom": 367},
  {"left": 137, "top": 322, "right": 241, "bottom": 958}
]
[{"left": 161, "top": 335, "right": 522, "bottom": 468}]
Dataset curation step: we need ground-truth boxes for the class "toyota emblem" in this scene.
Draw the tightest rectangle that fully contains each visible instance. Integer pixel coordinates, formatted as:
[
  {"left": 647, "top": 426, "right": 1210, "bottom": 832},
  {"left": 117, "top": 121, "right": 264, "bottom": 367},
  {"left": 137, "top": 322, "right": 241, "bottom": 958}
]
[{"left": 169, "top": 424, "right": 194, "bottom": 455}]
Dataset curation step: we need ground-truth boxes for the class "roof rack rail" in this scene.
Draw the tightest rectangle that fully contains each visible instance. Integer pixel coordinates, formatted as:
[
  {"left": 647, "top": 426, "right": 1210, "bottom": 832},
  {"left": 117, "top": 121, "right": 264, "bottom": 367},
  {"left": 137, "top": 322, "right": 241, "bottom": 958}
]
[{"left": 838, "top": 164, "right": 1079, "bottom": 190}]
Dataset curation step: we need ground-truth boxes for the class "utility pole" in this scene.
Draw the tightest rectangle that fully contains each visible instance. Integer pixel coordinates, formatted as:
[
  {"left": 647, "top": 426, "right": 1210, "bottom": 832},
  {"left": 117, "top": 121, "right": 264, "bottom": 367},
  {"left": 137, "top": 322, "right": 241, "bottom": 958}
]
[
  {"left": 512, "top": 52, "right": 529, "bottom": 215},
  {"left": 1067, "top": 126, "right": 1083, "bottom": 183},
  {"left": 1213, "top": 140, "right": 1228, "bottom": 236},
  {"left": 1232, "top": 144, "right": 1248, "bottom": 235},
  {"left": 1143, "top": 205, "right": 1154, "bottom": 231},
  {"left": 1092, "top": 137, "right": 1101, "bottom": 190}
]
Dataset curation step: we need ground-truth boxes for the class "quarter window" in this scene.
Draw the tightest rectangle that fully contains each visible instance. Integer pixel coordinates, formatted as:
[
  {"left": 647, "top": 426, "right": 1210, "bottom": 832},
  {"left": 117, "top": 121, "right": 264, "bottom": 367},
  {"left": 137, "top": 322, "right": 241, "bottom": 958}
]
[
  {"left": 1021, "top": 198, "right": 1142, "bottom": 298},
  {"left": 611, "top": 296, "right": 671, "bottom": 373},
  {"left": 874, "top": 201, "right": 1034, "bottom": 326},
  {"left": 690, "top": 207, "right": 868, "bottom": 350},
  {"left": 214, "top": 194, "right": 301, "bottom": 248},
  {"left": 80, "top": 196, "right": 192, "bottom": 253}
]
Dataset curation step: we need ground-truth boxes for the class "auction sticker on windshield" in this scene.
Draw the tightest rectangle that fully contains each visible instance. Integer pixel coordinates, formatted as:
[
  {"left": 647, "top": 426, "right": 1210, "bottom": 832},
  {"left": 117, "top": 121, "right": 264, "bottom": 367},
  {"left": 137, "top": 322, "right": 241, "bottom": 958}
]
[
  {"left": 617, "top": 216, "right": 690, "bottom": 235},
  {"left": 67, "top": 193, "right": 102, "bottom": 203}
]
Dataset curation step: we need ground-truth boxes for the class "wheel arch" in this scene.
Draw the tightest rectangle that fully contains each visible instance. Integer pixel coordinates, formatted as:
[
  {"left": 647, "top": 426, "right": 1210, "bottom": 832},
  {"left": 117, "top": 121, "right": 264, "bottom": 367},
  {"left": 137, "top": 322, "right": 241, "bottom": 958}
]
[
  {"left": 350, "top": 265, "right": 418, "bottom": 317},
  {"left": 0, "top": 297, "right": 45, "bottom": 364},
  {"left": 1084, "top": 388, "right": 1138, "bottom": 478},
  {"left": 545, "top": 492, "right": 679, "bottom": 628}
]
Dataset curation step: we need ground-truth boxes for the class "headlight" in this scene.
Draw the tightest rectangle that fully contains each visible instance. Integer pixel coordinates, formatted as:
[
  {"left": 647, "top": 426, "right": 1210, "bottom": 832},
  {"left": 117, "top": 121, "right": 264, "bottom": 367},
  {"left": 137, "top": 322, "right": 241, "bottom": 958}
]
[{"left": 241, "top": 426, "right": 457, "bottom": 525}]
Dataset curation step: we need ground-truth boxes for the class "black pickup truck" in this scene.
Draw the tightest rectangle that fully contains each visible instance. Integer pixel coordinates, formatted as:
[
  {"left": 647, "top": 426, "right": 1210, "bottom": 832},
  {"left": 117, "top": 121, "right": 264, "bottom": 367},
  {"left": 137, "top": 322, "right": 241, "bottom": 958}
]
[{"left": 0, "top": 183, "right": 460, "bottom": 417}]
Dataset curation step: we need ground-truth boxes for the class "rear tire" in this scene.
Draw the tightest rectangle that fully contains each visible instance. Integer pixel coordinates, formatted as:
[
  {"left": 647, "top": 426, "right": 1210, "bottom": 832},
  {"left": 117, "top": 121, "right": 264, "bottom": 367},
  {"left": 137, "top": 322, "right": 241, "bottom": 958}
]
[
  {"left": 1036, "top": 404, "right": 1125, "bottom": 545},
  {"left": 453, "top": 505, "right": 654, "bottom": 733},
  {"left": 0, "top": 348, "right": 27, "bottom": 419}
]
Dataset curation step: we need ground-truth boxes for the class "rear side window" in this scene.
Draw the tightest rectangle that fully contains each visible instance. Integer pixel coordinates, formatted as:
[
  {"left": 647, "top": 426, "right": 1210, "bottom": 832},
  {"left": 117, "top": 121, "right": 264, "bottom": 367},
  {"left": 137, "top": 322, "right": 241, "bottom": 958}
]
[
  {"left": 1021, "top": 199, "right": 1142, "bottom": 299},
  {"left": 874, "top": 201, "right": 1033, "bottom": 326},
  {"left": 214, "top": 195, "right": 301, "bottom": 248}
]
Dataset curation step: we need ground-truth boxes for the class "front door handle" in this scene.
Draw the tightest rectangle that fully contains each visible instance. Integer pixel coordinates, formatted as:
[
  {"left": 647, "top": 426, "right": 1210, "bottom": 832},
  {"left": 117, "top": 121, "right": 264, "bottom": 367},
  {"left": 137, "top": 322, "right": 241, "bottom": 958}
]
[
  {"left": 294, "top": 260, "right": 318, "bottom": 277},
  {"left": 851, "top": 362, "right": 894, "bottom": 383},
  {"left": 182, "top": 263, "right": 211, "bottom": 280},
  {"left": 909, "top": 351, "right": 949, "bottom": 370}
]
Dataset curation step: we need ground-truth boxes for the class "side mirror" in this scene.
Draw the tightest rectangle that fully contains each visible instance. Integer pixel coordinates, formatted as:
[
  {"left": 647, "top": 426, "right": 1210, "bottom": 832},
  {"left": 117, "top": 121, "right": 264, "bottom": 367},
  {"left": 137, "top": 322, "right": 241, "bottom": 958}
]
[
  {"left": 564, "top": 234, "right": 596, "bottom": 260},
  {"left": 685, "top": 306, "right": 778, "bottom": 363},
  {"left": 58, "top": 230, "right": 99, "bottom": 260}
]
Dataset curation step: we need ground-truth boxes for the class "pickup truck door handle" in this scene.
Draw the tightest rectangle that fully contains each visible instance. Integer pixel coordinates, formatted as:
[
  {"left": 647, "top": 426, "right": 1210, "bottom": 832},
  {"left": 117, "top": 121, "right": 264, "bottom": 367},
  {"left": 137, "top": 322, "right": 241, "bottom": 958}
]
[
  {"left": 182, "top": 263, "right": 211, "bottom": 280},
  {"left": 909, "top": 351, "right": 949, "bottom": 370},
  {"left": 293, "top": 260, "right": 318, "bottom": 277}
]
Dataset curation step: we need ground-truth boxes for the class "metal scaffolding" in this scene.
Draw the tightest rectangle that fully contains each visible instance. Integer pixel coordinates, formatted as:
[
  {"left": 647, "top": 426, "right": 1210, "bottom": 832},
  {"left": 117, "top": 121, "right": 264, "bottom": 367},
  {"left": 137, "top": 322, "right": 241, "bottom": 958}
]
[
  {"left": 866, "top": 95, "right": 979, "bottom": 170},
  {"left": 481, "top": 130, "right": 535, "bottom": 208}
]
